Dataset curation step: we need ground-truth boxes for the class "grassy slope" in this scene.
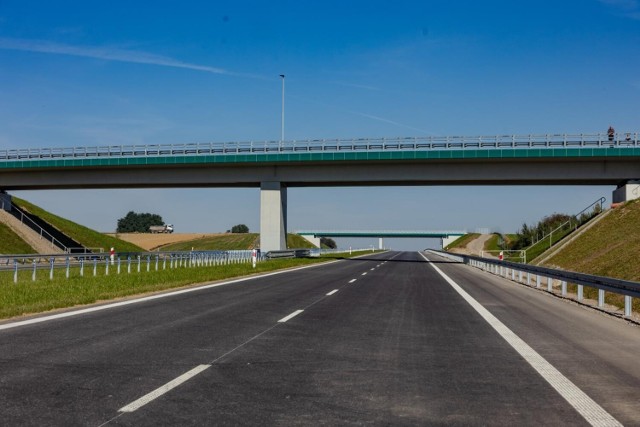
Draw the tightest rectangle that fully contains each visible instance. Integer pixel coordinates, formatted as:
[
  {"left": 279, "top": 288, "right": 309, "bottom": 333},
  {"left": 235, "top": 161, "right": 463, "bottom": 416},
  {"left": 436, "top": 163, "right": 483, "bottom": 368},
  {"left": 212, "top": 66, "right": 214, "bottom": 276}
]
[
  {"left": 0, "top": 222, "right": 36, "bottom": 254},
  {"left": 543, "top": 199, "right": 640, "bottom": 280},
  {"left": 445, "top": 233, "right": 480, "bottom": 251},
  {"left": 12, "top": 197, "right": 143, "bottom": 253},
  {"left": 160, "top": 233, "right": 318, "bottom": 251}
]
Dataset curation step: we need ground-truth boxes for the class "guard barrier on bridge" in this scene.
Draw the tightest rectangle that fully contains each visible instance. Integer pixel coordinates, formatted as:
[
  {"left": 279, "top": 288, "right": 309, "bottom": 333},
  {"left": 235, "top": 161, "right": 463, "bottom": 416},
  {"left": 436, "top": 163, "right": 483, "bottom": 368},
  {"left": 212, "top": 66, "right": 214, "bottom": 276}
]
[
  {"left": 1, "top": 133, "right": 639, "bottom": 161},
  {"left": 427, "top": 250, "right": 638, "bottom": 319}
]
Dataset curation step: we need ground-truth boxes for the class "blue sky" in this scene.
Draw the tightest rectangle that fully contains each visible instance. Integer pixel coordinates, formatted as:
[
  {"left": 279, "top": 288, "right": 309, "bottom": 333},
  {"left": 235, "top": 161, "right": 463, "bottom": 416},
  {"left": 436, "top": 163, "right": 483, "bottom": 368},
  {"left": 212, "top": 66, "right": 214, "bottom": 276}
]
[{"left": 1, "top": 1, "right": 639, "bottom": 250}]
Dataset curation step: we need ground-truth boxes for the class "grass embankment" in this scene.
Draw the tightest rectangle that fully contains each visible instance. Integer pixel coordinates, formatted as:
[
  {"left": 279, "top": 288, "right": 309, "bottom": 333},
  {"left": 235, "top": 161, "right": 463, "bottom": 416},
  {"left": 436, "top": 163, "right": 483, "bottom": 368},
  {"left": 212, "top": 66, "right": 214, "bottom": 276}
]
[
  {"left": 543, "top": 199, "right": 640, "bottom": 311},
  {"left": 12, "top": 197, "right": 143, "bottom": 253},
  {"left": 444, "top": 233, "right": 480, "bottom": 251},
  {"left": 160, "top": 233, "right": 317, "bottom": 251},
  {"left": 0, "top": 222, "right": 35, "bottom": 254},
  {"left": 0, "top": 251, "right": 370, "bottom": 320}
]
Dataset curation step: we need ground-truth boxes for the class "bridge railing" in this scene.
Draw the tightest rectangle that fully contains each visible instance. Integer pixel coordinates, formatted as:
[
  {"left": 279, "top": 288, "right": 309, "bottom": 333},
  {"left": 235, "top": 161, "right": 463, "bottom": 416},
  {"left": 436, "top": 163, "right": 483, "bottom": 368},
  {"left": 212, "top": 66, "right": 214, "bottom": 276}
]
[
  {"left": 428, "top": 250, "right": 638, "bottom": 319},
  {"left": 1, "top": 133, "right": 639, "bottom": 161}
]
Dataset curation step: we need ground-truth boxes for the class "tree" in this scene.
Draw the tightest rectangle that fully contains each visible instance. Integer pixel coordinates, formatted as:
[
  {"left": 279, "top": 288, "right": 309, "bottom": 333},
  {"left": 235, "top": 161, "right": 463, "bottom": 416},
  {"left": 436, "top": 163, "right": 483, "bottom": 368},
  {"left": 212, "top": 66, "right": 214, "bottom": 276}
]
[
  {"left": 231, "top": 224, "right": 249, "bottom": 233},
  {"left": 117, "top": 211, "right": 164, "bottom": 233},
  {"left": 320, "top": 237, "right": 337, "bottom": 249}
]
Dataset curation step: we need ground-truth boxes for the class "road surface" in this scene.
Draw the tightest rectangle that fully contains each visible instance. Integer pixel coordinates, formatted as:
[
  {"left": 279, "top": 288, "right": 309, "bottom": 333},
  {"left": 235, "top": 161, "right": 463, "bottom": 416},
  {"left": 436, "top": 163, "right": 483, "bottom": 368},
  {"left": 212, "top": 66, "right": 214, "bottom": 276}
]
[{"left": 0, "top": 251, "right": 638, "bottom": 426}]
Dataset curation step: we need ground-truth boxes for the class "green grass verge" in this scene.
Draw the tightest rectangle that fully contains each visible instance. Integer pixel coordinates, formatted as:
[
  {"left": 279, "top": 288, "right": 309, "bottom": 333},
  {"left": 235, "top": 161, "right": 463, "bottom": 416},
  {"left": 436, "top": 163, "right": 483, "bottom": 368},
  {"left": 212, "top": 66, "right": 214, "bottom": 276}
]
[
  {"left": 444, "top": 233, "right": 480, "bottom": 251},
  {"left": 12, "top": 197, "right": 143, "bottom": 253},
  {"left": 542, "top": 199, "right": 640, "bottom": 312},
  {"left": 0, "top": 222, "right": 36, "bottom": 254},
  {"left": 160, "top": 233, "right": 318, "bottom": 251},
  {"left": 160, "top": 233, "right": 259, "bottom": 251},
  {"left": 483, "top": 233, "right": 503, "bottom": 252},
  {"left": 0, "top": 250, "right": 373, "bottom": 320}
]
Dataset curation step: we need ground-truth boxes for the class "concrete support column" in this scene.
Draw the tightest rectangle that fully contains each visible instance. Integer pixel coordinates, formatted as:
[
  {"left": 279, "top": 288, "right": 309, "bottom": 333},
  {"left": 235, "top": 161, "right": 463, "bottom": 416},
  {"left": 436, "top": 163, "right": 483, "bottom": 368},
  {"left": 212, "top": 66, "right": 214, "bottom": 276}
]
[
  {"left": 260, "top": 181, "right": 287, "bottom": 252},
  {"left": 612, "top": 180, "right": 640, "bottom": 203},
  {"left": 0, "top": 191, "right": 11, "bottom": 211},
  {"left": 300, "top": 234, "right": 321, "bottom": 248},
  {"left": 441, "top": 235, "right": 461, "bottom": 249},
  {"left": 379, "top": 237, "right": 384, "bottom": 250}
]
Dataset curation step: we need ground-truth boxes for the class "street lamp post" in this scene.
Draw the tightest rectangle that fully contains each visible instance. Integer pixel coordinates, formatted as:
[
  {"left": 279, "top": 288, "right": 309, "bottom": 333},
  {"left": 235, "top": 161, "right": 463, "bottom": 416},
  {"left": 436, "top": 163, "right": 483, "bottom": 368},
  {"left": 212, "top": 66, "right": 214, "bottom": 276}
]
[{"left": 279, "top": 74, "right": 285, "bottom": 143}]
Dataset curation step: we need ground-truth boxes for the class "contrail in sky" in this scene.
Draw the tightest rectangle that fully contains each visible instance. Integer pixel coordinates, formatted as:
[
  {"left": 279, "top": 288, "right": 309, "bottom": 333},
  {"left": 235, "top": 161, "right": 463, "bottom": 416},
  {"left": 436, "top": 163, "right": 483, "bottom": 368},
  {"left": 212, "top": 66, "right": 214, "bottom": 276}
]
[{"left": 0, "top": 38, "right": 265, "bottom": 79}]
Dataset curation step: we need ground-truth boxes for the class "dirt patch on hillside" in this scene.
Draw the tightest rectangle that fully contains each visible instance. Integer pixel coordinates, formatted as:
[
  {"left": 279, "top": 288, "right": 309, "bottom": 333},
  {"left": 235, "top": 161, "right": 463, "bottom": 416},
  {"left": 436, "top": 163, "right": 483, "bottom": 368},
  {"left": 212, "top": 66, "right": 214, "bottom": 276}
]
[{"left": 105, "top": 233, "right": 227, "bottom": 251}]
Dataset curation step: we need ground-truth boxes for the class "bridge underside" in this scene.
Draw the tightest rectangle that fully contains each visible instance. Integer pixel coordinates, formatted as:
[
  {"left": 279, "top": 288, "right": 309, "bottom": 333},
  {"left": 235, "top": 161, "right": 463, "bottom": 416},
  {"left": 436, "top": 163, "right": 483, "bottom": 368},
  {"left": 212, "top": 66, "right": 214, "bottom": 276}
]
[{"left": 2, "top": 155, "right": 639, "bottom": 251}]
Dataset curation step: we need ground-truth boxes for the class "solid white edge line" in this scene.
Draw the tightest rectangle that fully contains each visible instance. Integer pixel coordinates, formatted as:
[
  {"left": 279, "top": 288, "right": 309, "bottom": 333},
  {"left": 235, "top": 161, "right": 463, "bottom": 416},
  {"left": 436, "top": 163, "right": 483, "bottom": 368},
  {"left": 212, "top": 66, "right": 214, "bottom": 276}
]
[
  {"left": 119, "top": 364, "right": 211, "bottom": 413},
  {"left": 326, "top": 289, "right": 339, "bottom": 296},
  {"left": 277, "top": 309, "right": 304, "bottom": 323},
  {"left": 348, "top": 279, "right": 357, "bottom": 283},
  {"left": 418, "top": 252, "right": 622, "bottom": 427},
  {"left": 0, "top": 258, "right": 348, "bottom": 332}
]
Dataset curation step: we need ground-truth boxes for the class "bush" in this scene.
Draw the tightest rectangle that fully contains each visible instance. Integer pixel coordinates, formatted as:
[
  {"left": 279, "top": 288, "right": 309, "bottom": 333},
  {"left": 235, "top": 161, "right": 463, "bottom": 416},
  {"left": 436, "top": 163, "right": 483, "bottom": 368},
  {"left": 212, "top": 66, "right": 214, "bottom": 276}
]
[{"left": 231, "top": 224, "right": 249, "bottom": 233}]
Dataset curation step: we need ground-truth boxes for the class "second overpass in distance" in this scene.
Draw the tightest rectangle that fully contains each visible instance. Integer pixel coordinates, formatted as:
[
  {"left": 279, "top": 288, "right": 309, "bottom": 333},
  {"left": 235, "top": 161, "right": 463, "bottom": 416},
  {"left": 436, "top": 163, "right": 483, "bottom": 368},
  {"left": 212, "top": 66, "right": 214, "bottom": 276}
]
[{"left": 296, "top": 230, "right": 466, "bottom": 249}]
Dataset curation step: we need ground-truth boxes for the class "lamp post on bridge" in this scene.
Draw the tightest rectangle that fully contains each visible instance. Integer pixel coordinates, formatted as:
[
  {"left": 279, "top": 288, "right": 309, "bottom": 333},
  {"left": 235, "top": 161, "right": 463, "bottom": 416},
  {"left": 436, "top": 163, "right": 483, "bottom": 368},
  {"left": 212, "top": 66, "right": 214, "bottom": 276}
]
[{"left": 280, "top": 74, "right": 285, "bottom": 143}]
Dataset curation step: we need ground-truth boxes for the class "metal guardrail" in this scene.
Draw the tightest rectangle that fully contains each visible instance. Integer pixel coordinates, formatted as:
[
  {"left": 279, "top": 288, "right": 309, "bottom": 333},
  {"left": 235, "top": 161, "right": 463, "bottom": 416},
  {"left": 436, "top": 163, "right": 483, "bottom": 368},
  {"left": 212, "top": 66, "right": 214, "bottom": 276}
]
[
  {"left": 1, "top": 133, "right": 639, "bottom": 161},
  {"left": 428, "top": 250, "right": 638, "bottom": 318}
]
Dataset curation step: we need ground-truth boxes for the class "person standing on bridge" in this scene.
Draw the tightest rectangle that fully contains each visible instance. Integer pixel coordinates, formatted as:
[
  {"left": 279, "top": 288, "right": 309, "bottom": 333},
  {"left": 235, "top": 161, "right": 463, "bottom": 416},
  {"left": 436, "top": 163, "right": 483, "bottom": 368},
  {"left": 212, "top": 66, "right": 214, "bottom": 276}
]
[{"left": 607, "top": 126, "right": 615, "bottom": 142}]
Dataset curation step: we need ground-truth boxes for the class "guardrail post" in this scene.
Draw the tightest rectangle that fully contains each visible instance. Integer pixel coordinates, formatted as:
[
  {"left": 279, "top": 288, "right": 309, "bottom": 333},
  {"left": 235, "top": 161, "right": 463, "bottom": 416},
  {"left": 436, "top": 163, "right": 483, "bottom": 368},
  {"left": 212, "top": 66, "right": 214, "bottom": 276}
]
[
  {"left": 163, "top": 256, "right": 166, "bottom": 270},
  {"left": 519, "top": 271, "right": 523, "bottom": 282},
  {"left": 598, "top": 289, "right": 605, "bottom": 307},
  {"left": 93, "top": 258, "right": 97, "bottom": 276},
  {"left": 577, "top": 285, "right": 583, "bottom": 301},
  {"left": 561, "top": 280, "right": 567, "bottom": 296},
  {"left": 155, "top": 255, "right": 159, "bottom": 271},
  {"left": 105, "top": 257, "right": 109, "bottom": 276},
  {"left": 511, "top": 269, "right": 515, "bottom": 280},
  {"left": 32, "top": 260, "right": 37, "bottom": 282},
  {"left": 527, "top": 272, "right": 531, "bottom": 286},
  {"left": 66, "top": 257, "right": 70, "bottom": 279},
  {"left": 49, "top": 257, "right": 54, "bottom": 280},
  {"left": 80, "top": 258, "right": 84, "bottom": 277},
  {"left": 536, "top": 275, "right": 541, "bottom": 288},
  {"left": 547, "top": 276, "right": 552, "bottom": 292},
  {"left": 624, "top": 296, "right": 632, "bottom": 317},
  {"left": 137, "top": 256, "right": 141, "bottom": 273},
  {"left": 117, "top": 257, "right": 121, "bottom": 274},
  {"left": 127, "top": 256, "right": 131, "bottom": 274},
  {"left": 146, "top": 256, "right": 150, "bottom": 272},
  {"left": 14, "top": 260, "right": 18, "bottom": 284}
]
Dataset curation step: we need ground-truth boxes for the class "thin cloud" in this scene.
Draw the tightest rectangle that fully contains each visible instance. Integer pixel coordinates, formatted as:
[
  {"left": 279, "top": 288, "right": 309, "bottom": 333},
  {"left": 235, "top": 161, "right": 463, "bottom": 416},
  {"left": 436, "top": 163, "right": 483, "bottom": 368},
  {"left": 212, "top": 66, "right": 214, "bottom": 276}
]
[
  {"left": 346, "top": 110, "right": 433, "bottom": 134},
  {"left": 0, "top": 38, "right": 266, "bottom": 79}
]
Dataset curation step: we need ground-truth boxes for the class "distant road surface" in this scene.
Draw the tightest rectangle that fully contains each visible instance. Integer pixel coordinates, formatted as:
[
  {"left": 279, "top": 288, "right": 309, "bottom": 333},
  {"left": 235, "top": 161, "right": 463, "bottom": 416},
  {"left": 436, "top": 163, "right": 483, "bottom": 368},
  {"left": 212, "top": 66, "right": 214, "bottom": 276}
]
[{"left": 0, "top": 251, "right": 638, "bottom": 426}]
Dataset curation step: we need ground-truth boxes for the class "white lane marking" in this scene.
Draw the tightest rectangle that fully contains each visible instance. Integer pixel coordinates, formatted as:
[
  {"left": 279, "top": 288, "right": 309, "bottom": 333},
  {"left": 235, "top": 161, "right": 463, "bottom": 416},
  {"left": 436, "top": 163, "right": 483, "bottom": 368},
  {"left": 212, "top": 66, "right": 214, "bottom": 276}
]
[
  {"left": 119, "top": 364, "right": 210, "bottom": 413},
  {"left": 278, "top": 309, "right": 304, "bottom": 323},
  {"left": 361, "top": 272, "right": 367, "bottom": 276},
  {"left": 370, "top": 268, "right": 375, "bottom": 271},
  {"left": 326, "top": 289, "right": 339, "bottom": 296},
  {"left": 419, "top": 252, "right": 622, "bottom": 427},
  {"left": 349, "top": 279, "right": 357, "bottom": 283},
  {"left": 0, "top": 259, "right": 342, "bottom": 332}
]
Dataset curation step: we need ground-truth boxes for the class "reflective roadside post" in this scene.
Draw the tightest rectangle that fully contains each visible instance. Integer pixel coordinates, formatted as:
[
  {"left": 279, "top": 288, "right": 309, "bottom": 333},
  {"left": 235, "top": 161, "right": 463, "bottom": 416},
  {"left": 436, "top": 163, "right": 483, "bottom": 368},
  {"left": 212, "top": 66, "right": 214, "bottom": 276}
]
[
  {"left": 110, "top": 247, "right": 115, "bottom": 265},
  {"left": 252, "top": 249, "right": 257, "bottom": 268}
]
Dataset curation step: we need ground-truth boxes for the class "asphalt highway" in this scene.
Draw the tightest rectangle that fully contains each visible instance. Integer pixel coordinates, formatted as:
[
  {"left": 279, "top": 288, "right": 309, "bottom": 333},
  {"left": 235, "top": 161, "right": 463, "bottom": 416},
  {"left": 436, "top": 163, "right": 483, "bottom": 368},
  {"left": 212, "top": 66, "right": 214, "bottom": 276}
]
[{"left": 0, "top": 251, "right": 638, "bottom": 426}]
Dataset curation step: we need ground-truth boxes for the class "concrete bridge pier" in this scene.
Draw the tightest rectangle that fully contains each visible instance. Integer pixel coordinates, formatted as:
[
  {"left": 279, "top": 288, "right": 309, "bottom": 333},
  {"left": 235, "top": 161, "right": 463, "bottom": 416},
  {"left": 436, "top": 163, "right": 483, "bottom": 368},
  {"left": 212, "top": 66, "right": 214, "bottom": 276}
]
[
  {"left": 260, "top": 181, "right": 287, "bottom": 252},
  {"left": 612, "top": 180, "right": 640, "bottom": 203},
  {"left": 0, "top": 191, "right": 11, "bottom": 211},
  {"left": 442, "top": 235, "right": 459, "bottom": 249},
  {"left": 379, "top": 237, "right": 384, "bottom": 250}
]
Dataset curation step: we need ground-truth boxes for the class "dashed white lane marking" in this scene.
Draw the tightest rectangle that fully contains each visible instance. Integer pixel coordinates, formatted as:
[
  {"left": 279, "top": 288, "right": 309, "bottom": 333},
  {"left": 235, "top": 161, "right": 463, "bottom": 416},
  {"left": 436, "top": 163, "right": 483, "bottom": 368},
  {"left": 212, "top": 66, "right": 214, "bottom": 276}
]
[
  {"left": 349, "top": 279, "right": 357, "bottom": 283},
  {"left": 119, "top": 364, "right": 210, "bottom": 413},
  {"left": 277, "top": 309, "right": 304, "bottom": 323},
  {"left": 361, "top": 272, "right": 367, "bottom": 276},
  {"left": 326, "top": 289, "right": 339, "bottom": 296},
  {"left": 419, "top": 252, "right": 622, "bottom": 427},
  {"left": 370, "top": 268, "right": 375, "bottom": 271}
]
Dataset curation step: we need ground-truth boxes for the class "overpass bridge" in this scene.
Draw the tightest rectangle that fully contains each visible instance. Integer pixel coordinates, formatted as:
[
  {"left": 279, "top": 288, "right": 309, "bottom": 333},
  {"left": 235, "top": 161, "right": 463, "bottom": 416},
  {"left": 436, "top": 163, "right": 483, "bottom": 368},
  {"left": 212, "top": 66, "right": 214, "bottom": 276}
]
[
  {"left": 1, "top": 132, "right": 639, "bottom": 251},
  {"left": 297, "top": 230, "right": 466, "bottom": 249}
]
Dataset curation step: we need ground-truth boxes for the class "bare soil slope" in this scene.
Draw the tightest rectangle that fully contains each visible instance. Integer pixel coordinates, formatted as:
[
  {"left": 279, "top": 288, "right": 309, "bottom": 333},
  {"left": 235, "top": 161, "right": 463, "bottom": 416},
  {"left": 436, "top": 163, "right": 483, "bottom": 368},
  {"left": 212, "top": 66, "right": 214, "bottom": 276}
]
[{"left": 107, "top": 233, "right": 226, "bottom": 251}]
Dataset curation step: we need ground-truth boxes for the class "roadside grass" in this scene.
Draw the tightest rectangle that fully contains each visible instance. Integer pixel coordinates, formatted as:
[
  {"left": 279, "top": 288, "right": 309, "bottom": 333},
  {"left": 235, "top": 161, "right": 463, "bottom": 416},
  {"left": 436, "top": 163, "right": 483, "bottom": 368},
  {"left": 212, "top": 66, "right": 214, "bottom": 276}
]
[
  {"left": 444, "top": 233, "right": 480, "bottom": 251},
  {"left": 160, "top": 233, "right": 259, "bottom": 251},
  {"left": 159, "top": 233, "right": 317, "bottom": 251},
  {"left": 483, "top": 233, "right": 502, "bottom": 252},
  {"left": 0, "top": 222, "right": 35, "bottom": 254},
  {"left": 12, "top": 197, "right": 143, "bottom": 253},
  {"left": 542, "top": 199, "right": 640, "bottom": 312},
  {"left": 0, "top": 251, "right": 371, "bottom": 320}
]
